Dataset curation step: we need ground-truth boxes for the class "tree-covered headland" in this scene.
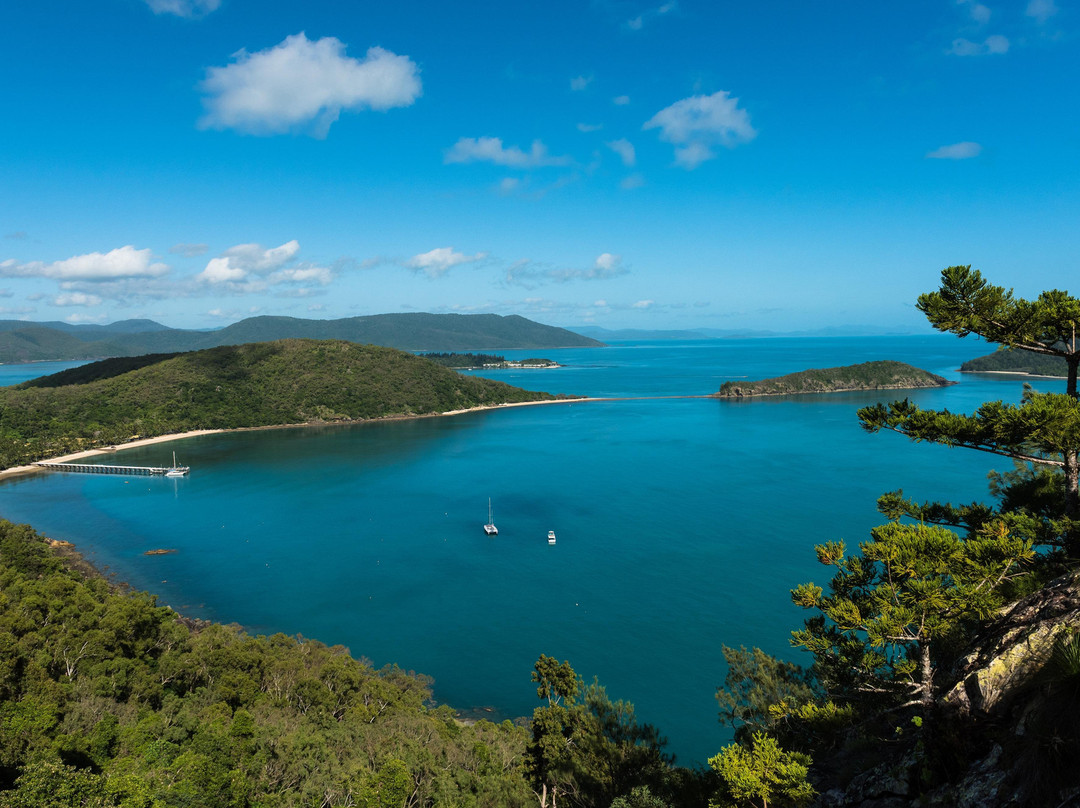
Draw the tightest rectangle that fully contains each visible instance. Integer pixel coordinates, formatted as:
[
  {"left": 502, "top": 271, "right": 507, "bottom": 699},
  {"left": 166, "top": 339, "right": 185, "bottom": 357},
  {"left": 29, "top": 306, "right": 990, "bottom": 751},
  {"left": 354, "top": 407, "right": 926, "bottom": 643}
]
[
  {"left": 0, "top": 339, "right": 571, "bottom": 469},
  {"left": 712, "top": 266, "right": 1080, "bottom": 807}
]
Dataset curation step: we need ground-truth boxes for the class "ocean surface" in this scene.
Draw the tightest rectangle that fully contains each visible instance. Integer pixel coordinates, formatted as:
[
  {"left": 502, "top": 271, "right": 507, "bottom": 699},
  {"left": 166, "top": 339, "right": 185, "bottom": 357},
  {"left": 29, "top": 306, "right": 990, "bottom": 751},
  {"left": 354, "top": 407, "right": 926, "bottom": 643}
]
[{"left": 0, "top": 336, "right": 1064, "bottom": 765}]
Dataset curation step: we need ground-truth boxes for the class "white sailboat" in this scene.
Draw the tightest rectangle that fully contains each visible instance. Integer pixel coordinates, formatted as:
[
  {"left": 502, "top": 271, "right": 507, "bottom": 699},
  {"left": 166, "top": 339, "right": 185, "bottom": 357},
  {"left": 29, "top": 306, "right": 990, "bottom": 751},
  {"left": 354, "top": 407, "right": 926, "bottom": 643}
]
[
  {"left": 547, "top": 530, "right": 556, "bottom": 545},
  {"left": 483, "top": 498, "right": 498, "bottom": 535},
  {"left": 165, "top": 451, "right": 189, "bottom": 478}
]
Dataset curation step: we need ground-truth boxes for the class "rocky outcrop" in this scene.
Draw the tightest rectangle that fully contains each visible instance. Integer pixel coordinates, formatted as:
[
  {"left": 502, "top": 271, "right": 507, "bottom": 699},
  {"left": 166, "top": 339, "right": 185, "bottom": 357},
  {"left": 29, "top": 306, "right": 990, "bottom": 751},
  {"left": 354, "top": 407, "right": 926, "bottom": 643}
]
[
  {"left": 815, "top": 570, "right": 1080, "bottom": 808},
  {"left": 944, "top": 569, "right": 1080, "bottom": 718}
]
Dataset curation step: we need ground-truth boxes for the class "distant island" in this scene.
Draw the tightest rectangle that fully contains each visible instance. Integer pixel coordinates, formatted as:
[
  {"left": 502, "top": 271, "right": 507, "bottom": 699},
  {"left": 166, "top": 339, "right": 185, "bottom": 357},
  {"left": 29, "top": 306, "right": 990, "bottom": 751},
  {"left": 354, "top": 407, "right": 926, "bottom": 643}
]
[
  {"left": 0, "top": 338, "right": 577, "bottom": 469},
  {"left": 714, "top": 360, "right": 953, "bottom": 397},
  {"left": 0, "top": 312, "right": 603, "bottom": 364},
  {"left": 420, "top": 352, "right": 559, "bottom": 369},
  {"left": 961, "top": 346, "right": 1067, "bottom": 377}
]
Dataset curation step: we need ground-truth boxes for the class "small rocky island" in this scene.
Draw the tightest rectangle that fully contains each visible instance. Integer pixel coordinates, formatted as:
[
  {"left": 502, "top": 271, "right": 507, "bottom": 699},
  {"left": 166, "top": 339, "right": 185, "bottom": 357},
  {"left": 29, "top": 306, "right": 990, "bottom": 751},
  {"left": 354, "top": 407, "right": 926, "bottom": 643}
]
[{"left": 714, "top": 359, "right": 954, "bottom": 398}]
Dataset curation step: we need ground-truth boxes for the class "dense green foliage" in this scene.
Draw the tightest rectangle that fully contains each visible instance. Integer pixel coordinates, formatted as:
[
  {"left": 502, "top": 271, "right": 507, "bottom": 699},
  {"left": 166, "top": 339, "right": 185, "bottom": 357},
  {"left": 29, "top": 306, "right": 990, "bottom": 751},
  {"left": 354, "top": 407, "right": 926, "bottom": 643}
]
[
  {"left": 961, "top": 347, "right": 1068, "bottom": 377},
  {"left": 525, "top": 656, "right": 705, "bottom": 808},
  {"left": 0, "top": 519, "right": 536, "bottom": 807},
  {"left": 714, "top": 361, "right": 950, "bottom": 398},
  {"left": 0, "top": 313, "right": 602, "bottom": 363},
  {"left": 418, "top": 354, "right": 556, "bottom": 369},
  {"left": 0, "top": 339, "right": 568, "bottom": 468}
]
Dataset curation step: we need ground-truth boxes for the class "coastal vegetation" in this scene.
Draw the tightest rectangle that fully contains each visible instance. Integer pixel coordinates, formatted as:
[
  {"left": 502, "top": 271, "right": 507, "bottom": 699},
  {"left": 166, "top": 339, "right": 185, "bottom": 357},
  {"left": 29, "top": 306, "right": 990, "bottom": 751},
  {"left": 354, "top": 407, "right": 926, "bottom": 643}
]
[
  {"left": 0, "top": 521, "right": 710, "bottom": 806},
  {"left": 0, "top": 339, "right": 569, "bottom": 469},
  {"left": 0, "top": 313, "right": 602, "bottom": 364},
  {"left": 419, "top": 353, "right": 558, "bottom": 369},
  {"left": 713, "top": 360, "right": 951, "bottom": 398},
  {"left": 961, "top": 347, "right": 1068, "bottom": 377}
]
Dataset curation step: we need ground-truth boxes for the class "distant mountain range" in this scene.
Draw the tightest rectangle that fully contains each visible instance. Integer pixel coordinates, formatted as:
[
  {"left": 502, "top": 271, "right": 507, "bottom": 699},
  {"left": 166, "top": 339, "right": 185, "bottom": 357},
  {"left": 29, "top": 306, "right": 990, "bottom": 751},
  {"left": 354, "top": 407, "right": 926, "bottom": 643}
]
[{"left": 0, "top": 313, "right": 603, "bottom": 363}]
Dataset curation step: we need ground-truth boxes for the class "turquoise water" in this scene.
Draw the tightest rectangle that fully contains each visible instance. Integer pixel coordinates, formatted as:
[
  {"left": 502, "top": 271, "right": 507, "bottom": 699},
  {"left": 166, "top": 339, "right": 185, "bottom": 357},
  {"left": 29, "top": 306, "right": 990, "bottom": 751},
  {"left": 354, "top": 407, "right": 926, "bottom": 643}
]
[{"left": 0, "top": 337, "right": 1063, "bottom": 765}]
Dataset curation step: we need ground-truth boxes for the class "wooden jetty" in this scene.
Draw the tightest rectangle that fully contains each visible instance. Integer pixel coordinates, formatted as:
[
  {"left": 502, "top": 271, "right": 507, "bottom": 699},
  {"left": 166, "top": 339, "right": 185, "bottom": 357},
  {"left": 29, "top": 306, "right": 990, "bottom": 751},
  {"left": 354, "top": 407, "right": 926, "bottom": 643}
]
[{"left": 35, "top": 461, "right": 187, "bottom": 477}]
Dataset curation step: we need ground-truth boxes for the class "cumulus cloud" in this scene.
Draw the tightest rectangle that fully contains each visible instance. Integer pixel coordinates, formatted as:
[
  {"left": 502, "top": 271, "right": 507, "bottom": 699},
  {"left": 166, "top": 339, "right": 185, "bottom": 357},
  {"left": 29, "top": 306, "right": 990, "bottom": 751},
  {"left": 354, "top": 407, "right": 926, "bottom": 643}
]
[
  {"left": 613, "top": 95, "right": 630, "bottom": 106},
  {"left": 0, "top": 246, "right": 169, "bottom": 282},
  {"left": 53, "top": 292, "right": 103, "bottom": 307},
  {"left": 949, "top": 34, "right": 1009, "bottom": 55},
  {"left": 620, "top": 173, "right": 645, "bottom": 190},
  {"left": 607, "top": 138, "right": 636, "bottom": 167},
  {"left": 632, "top": 299, "right": 655, "bottom": 309},
  {"left": 570, "top": 75, "right": 593, "bottom": 91},
  {"left": 1026, "top": 0, "right": 1058, "bottom": 22},
  {"left": 196, "top": 240, "right": 333, "bottom": 292},
  {"left": 199, "top": 33, "right": 422, "bottom": 137},
  {"left": 144, "top": 0, "right": 220, "bottom": 17},
  {"left": 444, "top": 137, "right": 572, "bottom": 169},
  {"left": 643, "top": 91, "right": 756, "bottom": 168},
  {"left": 406, "top": 247, "right": 488, "bottom": 278},
  {"left": 926, "top": 141, "right": 983, "bottom": 159},
  {"left": 577, "top": 123, "right": 603, "bottom": 133}
]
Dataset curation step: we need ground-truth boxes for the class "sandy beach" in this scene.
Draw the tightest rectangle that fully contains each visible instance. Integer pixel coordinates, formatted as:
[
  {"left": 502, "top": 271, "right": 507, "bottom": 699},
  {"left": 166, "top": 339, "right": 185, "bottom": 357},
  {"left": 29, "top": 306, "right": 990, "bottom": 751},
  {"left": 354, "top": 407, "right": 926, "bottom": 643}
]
[{"left": 0, "top": 397, "right": 600, "bottom": 482}]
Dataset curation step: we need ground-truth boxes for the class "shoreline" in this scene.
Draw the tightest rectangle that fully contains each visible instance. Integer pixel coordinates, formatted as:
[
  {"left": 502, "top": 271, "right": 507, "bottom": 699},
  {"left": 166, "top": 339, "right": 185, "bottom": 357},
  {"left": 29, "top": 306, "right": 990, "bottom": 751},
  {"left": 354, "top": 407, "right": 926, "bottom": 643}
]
[
  {"left": 0, "top": 393, "right": 720, "bottom": 482},
  {"left": 0, "top": 397, "right": 597, "bottom": 481}
]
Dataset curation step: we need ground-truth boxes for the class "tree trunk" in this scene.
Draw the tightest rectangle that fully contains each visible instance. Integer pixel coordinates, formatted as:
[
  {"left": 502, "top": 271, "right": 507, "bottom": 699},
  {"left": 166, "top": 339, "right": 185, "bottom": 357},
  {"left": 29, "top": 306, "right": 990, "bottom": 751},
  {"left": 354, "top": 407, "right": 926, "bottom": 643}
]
[
  {"left": 919, "top": 642, "right": 934, "bottom": 710},
  {"left": 1067, "top": 354, "right": 1079, "bottom": 399}
]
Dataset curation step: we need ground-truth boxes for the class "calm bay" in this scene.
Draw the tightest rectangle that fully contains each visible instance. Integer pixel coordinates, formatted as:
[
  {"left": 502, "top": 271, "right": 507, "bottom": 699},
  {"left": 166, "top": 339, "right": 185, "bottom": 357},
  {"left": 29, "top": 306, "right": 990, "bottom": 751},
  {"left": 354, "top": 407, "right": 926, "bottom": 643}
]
[{"left": 0, "top": 336, "right": 1061, "bottom": 764}]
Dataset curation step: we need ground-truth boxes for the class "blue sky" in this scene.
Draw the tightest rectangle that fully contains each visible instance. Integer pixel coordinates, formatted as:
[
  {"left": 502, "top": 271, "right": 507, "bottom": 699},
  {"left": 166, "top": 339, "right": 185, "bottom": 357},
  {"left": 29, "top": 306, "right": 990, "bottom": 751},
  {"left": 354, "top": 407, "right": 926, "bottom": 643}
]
[{"left": 1, "top": 1, "right": 1076, "bottom": 332}]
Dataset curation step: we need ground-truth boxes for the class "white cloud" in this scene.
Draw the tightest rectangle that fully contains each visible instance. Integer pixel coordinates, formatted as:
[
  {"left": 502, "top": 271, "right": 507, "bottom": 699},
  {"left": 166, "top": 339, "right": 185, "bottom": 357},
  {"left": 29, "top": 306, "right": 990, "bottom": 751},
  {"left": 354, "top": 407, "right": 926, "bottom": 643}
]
[
  {"left": 577, "top": 123, "right": 603, "bottom": 133},
  {"left": 445, "top": 137, "right": 572, "bottom": 169},
  {"left": 607, "top": 138, "right": 636, "bottom": 167},
  {"left": 926, "top": 141, "right": 983, "bottom": 159},
  {"left": 613, "top": 95, "right": 630, "bottom": 106},
  {"left": 199, "top": 33, "right": 422, "bottom": 137},
  {"left": 144, "top": 0, "right": 220, "bottom": 17},
  {"left": 571, "top": 75, "right": 593, "bottom": 91},
  {"left": 196, "top": 240, "right": 330, "bottom": 292},
  {"left": 949, "top": 34, "right": 1009, "bottom": 55},
  {"left": 644, "top": 91, "right": 756, "bottom": 168},
  {"left": 632, "top": 299, "right": 655, "bottom": 309},
  {"left": 64, "top": 313, "right": 108, "bottom": 324},
  {"left": 1026, "top": 0, "right": 1058, "bottom": 22},
  {"left": 499, "top": 177, "right": 521, "bottom": 194},
  {"left": 406, "top": 247, "right": 487, "bottom": 278},
  {"left": 620, "top": 173, "right": 645, "bottom": 190},
  {"left": 0, "top": 246, "right": 169, "bottom": 282},
  {"left": 53, "top": 292, "right": 103, "bottom": 307}
]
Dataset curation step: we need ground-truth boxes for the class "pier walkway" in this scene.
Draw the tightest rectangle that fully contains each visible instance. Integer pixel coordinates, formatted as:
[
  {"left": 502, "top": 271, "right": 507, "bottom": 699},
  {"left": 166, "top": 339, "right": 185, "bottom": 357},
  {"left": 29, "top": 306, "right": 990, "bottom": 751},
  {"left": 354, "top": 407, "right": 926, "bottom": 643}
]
[{"left": 35, "top": 462, "right": 185, "bottom": 476}]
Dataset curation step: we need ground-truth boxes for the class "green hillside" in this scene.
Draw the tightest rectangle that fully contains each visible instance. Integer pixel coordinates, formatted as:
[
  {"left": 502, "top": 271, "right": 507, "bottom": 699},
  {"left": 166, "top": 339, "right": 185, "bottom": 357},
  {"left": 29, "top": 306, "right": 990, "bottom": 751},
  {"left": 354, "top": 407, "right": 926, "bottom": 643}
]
[
  {"left": 961, "top": 346, "right": 1068, "bottom": 376},
  {"left": 0, "top": 313, "right": 603, "bottom": 363},
  {"left": 714, "top": 359, "right": 952, "bottom": 397},
  {"left": 0, "top": 339, "right": 568, "bottom": 468}
]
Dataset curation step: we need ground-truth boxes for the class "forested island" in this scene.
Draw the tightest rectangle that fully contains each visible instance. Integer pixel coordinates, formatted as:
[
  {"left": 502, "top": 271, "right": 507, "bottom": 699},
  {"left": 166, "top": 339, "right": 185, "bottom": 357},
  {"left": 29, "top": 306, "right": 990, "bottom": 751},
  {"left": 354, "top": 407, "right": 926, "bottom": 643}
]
[
  {"left": 961, "top": 346, "right": 1069, "bottom": 377},
  {"left": 0, "top": 312, "right": 602, "bottom": 364},
  {"left": 0, "top": 339, "right": 573, "bottom": 469},
  {"left": 420, "top": 353, "right": 559, "bottom": 369},
  {"left": 713, "top": 360, "right": 952, "bottom": 398}
]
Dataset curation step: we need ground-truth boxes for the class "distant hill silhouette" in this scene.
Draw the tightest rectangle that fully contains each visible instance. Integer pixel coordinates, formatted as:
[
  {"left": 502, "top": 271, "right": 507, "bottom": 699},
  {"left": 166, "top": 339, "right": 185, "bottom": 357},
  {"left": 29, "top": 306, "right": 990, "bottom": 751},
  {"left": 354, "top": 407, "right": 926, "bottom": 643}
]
[{"left": 0, "top": 313, "right": 603, "bottom": 363}]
